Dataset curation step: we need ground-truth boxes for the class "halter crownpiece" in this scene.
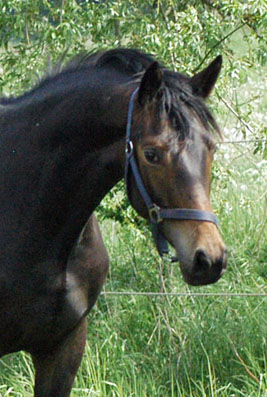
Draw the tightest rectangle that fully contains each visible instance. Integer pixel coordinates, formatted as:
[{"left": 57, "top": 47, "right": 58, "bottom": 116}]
[{"left": 125, "top": 88, "right": 219, "bottom": 257}]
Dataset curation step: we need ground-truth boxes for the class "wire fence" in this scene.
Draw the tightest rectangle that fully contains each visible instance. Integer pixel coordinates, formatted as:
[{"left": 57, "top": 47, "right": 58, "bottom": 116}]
[
  {"left": 220, "top": 139, "right": 267, "bottom": 144},
  {"left": 102, "top": 291, "right": 267, "bottom": 298}
]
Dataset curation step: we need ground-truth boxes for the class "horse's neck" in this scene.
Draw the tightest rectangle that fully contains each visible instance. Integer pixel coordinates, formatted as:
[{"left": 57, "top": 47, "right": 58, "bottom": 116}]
[
  {"left": 35, "top": 91, "right": 128, "bottom": 258},
  {"left": 34, "top": 84, "right": 128, "bottom": 217},
  {"left": 43, "top": 136, "right": 126, "bottom": 264},
  {"left": 0, "top": 86, "right": 128, "bottom": 267}
]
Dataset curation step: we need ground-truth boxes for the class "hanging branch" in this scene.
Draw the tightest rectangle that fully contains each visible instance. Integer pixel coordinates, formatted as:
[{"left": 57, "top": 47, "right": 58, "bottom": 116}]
[
  {"left": 60, "top": 0, "right": 65, "bottom": 25},
  {"left": 193, "top": 23, "right": 246, "bottom": 73},
  {"left": 24, "top": 13, "right": 30, "bottom": 45},
  {"left": 217, "top": 93, "right": 255, "bottom": 136}
]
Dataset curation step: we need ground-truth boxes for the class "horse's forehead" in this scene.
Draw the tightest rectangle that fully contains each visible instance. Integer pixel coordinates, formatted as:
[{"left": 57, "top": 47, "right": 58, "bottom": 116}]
[
  {"left": 139, "top": 120, "right": 179, "bottom": 149},
  {"left": 139, "top": 112, "right": 206, "bottom": 151}
]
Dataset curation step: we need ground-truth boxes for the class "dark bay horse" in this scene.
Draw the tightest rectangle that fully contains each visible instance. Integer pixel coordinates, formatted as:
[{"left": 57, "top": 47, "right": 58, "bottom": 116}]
[{"left": 0, "top": 48, "right": 227, "bottom": 395}]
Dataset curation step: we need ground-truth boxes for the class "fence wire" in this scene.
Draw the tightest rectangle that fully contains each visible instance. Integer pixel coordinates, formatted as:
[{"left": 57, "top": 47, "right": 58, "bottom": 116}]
[
  {"left": 220, "top": 139, "right": 267, "bottom": 144},
  {"left": 102, "top": 291, "right": 267, "bottom": 298}
]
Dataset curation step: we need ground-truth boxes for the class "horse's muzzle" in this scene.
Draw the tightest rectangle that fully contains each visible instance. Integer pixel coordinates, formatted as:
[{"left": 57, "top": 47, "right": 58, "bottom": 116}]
[{"left": 181, "top": 248, "right": 227, "bottom": 286}]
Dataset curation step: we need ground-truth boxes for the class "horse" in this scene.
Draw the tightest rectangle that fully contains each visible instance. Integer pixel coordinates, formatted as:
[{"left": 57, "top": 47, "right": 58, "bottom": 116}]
[{"left": 0, "top": 48, "right": 227, "bottom": 396}]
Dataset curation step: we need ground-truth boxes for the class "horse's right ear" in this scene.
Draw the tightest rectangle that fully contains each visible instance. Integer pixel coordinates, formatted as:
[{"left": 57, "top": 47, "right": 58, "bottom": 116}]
[
  {"left": 190, "top": 55, "right": 222, "bottom": 99},
  {"left": 138, "top": 62, "right": 163, "bottom": 106}
]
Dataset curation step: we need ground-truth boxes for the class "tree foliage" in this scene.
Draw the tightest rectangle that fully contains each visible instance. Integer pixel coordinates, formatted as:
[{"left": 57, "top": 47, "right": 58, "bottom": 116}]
[
  {"left": 0, "top": 1, "right": 265, "bottom": 91},
  {"left": 0, "top": 0, "right": 266, "bottom": 224}
]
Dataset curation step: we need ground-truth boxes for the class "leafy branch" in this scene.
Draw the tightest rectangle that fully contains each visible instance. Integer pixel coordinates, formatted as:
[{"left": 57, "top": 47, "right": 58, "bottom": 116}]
[{"left": 193, "top": 22, "right": 246, "bottom": 73}]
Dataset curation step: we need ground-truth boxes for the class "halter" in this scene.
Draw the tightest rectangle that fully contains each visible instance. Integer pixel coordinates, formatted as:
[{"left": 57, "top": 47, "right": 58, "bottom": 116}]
[{"left": 125, "top": 88, "right": 219, "bottom": 257}]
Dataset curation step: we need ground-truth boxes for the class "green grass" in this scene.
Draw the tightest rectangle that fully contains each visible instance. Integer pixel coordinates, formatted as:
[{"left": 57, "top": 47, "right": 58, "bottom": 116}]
[{"left": 0, "top": 145, "right": 266, "bottom": 396}]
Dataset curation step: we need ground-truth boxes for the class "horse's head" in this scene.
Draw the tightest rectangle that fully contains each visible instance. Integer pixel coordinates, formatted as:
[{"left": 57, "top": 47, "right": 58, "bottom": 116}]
[{"left": 127, "top": 57, "right": 226, "bottom": 286}]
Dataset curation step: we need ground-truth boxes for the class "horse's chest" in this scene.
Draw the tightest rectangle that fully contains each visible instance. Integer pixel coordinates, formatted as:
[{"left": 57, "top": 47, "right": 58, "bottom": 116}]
[{"left": 0, "top": 269, "right": 84, "bottom": 355}]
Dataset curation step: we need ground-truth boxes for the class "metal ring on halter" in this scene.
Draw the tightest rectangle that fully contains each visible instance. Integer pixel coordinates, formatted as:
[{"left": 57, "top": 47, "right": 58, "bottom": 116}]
[
  {"left": 148, "top": 205, "right": 162, "bottom": 224},
  {"left": 125, "top": 140, "right": 134, "bottom": 156}
]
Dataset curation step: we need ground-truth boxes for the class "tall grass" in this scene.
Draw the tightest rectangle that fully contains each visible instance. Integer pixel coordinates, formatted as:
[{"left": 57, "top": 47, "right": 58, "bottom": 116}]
[{"left": 70, "top": 149, "right": 267, "bottom": 396}]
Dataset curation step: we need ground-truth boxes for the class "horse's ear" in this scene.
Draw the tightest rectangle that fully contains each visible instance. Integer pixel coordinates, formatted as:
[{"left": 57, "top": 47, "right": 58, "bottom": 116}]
[
  {"left": 190, "top": 55, "right": 222, "bottom": 99},
  {"left": 138, "top": 62, "right": 163, "bottom": 106}
]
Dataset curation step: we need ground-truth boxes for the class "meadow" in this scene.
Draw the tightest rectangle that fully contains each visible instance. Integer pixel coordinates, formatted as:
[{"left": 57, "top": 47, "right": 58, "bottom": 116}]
[{"left": 0, "top": 1, "right": 266, "bottom": 396}]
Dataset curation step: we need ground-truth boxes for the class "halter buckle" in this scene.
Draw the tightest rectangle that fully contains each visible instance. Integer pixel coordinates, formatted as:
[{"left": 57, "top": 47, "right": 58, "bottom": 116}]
[{"left": 149, "top": 204, "right": 162, "bottom": 224}]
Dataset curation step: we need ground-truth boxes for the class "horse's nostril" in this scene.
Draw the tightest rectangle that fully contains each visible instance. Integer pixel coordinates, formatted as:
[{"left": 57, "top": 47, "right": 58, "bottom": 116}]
[
  {"left": 193, "top": 249, "right": 212, "bottom": 274},
  {"left": 187, "top": 248, "right": 226, "bottom": 285}
]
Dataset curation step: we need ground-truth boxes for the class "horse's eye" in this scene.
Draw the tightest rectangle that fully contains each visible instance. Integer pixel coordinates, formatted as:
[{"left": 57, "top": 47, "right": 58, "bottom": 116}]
[{"left": 144, "top": 149, "right": 160, "bottom": 164}]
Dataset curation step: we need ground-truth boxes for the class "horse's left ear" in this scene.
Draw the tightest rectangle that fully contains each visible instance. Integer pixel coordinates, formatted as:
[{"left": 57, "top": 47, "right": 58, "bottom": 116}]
[
  {"left": 138, "top": 62, "right": 163, "bottom": 106},
  {"left": 190, "top": 55, "right": 222, "bottom": 99}
]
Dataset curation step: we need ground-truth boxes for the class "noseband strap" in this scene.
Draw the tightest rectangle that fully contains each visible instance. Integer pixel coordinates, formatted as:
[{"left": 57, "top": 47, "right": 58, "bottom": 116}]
[{"left": 125, "top": 88, "right": 219, "bottom": 257}]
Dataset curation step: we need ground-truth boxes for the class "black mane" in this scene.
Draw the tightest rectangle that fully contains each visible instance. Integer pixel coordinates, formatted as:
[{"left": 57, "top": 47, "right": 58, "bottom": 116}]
[
  {"left": 0, "top": 48, "right": 219, "bottom": 135},
  {"left": 158, "top": 71, "right": 220, "bottom": 137},
  {"left": 0, "top": 49, "right": 155, "bottom": 105},
  {"left": 64, "top": 48, "right": 220, "bottom": 136}
]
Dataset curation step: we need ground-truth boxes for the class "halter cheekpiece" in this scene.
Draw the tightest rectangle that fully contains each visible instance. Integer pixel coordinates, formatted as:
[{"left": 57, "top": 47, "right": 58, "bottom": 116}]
[{"left": 125, "top": 88, "right": 219, "bottom": 257}]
